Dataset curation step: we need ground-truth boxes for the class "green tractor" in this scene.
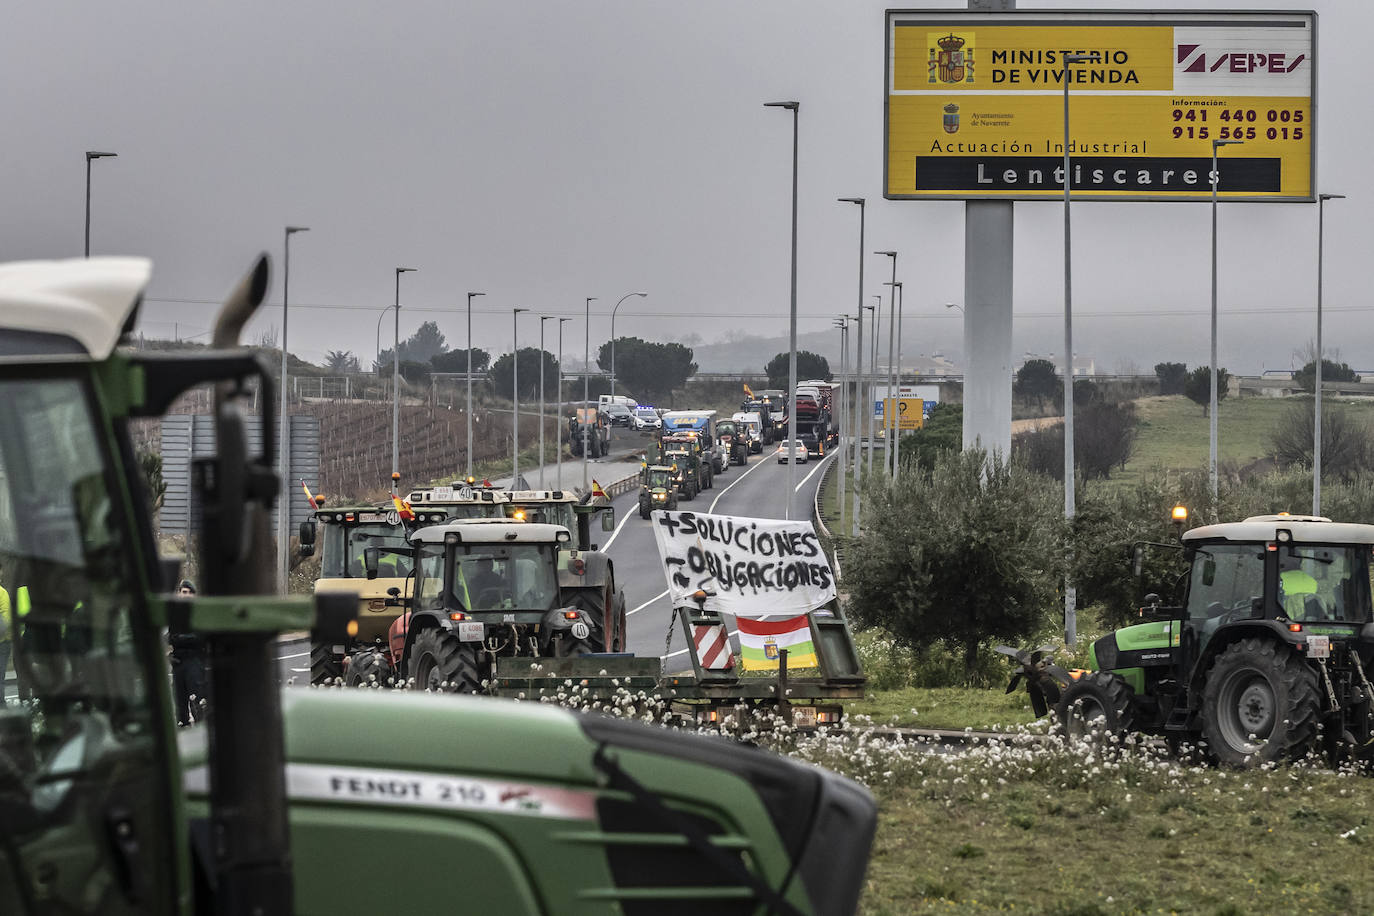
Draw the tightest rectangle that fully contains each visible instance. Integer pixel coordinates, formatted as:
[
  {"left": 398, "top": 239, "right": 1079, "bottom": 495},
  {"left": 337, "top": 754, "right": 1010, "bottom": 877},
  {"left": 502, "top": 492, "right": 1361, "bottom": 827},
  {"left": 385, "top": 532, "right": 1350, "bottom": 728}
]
[
  {"left": 0, "top": 255, "right": 876, "bottom": 914},
  {"left": 1009, "top": 512, "right": 1374, "bottom": 767},
  {"left": 638, "top": 463, "right": 679, "bottom": 518}
]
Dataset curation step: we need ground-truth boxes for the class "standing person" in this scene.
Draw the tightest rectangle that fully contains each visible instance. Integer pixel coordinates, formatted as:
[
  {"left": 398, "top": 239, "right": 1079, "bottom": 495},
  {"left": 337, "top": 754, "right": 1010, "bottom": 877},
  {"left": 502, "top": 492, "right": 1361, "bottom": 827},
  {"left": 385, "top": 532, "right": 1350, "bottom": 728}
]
[
  {"left": 169, "top": 579, "right": 209, "bottom": 726},
  {"left": 0, "top": 568, "right": 10, "bottom": 707}
]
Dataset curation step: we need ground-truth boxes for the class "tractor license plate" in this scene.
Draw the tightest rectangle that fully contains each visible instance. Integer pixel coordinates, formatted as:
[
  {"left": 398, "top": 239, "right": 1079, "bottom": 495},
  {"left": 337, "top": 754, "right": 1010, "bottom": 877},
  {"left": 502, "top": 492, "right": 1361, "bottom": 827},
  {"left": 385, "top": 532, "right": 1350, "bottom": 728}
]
[
  {"left": 793, "top": 706, "right": 817, "bottom": 728},
  {"left": 458, "top": 622, "right": 484, "bottom": 643},
  {"left": 1307, "top": 635, "right": 1331, "bottom": 659}
]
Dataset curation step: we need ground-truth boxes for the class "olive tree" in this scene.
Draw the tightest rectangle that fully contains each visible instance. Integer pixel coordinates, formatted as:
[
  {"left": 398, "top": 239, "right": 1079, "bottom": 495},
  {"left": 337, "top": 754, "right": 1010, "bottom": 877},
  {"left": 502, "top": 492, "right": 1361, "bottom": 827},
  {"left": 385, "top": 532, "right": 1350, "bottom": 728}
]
[{"left": 845, "top": 448, "right": 1065, "bottom": 676}]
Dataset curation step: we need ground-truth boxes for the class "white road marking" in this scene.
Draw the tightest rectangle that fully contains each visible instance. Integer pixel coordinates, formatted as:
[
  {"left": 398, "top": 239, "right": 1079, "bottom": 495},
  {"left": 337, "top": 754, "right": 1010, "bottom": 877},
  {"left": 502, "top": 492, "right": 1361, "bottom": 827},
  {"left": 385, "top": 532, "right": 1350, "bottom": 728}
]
[
  {"left": 708, "top": 452, "right": 774, "bottom": 513},
  {"left": 627, "top": 589, "right": 669, "bottom": 616},
  {"left": 793, "top": 452, "right": 833, "bottom": 493},
  {"left": 600, "top": 496, "right": 637, "bottom": 550},
  {"left": 278, "top": 651, "right": 310, "bottom": 660}
]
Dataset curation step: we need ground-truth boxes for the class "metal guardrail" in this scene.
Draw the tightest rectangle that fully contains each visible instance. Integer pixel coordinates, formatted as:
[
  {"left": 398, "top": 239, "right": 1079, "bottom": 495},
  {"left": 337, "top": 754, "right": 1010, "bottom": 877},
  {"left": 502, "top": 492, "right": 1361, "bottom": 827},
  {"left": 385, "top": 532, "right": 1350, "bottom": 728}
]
[{"left": 812, "top": 453, "right": 842, "bottom": 580}]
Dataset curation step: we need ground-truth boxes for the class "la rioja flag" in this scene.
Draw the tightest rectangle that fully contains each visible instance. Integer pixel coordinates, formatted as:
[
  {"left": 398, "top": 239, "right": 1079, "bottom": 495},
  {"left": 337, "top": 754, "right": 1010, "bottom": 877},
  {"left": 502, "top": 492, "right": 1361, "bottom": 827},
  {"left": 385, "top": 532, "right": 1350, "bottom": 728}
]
[{"left": 736, "top": 614, "right": 816, "bottom": 671}]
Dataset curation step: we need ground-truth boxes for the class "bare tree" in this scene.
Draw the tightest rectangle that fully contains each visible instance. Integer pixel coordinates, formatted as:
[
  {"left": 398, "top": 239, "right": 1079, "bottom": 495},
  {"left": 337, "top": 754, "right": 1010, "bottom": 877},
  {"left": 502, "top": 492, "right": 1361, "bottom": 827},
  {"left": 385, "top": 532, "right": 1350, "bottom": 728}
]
[{"left": 1269, "top": 399, "right": 1371, "bottom": 480}]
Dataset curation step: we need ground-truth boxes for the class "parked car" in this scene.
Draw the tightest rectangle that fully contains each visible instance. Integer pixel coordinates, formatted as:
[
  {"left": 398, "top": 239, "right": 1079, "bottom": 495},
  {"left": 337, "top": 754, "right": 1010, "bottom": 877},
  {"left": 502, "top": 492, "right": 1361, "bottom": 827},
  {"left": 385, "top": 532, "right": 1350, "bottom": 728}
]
[
  {"left": 632, "top": 407, "right": 662, "bottom": 430},
  {"left": 603, "top": 403, "right": 634, "bottom": 427},
  {"left": 776, "top": 439, "right": 809, "bottom": 464}
]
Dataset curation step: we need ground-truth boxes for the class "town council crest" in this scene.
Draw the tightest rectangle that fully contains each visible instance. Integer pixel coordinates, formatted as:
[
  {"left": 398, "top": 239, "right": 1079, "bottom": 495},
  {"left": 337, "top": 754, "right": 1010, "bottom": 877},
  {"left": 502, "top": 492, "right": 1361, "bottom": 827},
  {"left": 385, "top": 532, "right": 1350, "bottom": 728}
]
[{"left": 942, "top": 103, "right": 960, "bottom": 134}]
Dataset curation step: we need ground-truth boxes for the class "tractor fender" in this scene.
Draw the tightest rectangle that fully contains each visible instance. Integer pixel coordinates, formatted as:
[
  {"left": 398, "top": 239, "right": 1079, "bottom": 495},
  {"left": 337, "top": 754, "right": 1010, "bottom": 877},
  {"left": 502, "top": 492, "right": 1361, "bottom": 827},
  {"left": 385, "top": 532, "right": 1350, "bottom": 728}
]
[
  {"left": 541, "top": 606, "right": 595, "bottom": 638},
  {"left": 560, "top": 550, "right": 614, "bottom": 591},
  {"left": 1188, "top": 620, "right": 1305, "bottom": 698}
]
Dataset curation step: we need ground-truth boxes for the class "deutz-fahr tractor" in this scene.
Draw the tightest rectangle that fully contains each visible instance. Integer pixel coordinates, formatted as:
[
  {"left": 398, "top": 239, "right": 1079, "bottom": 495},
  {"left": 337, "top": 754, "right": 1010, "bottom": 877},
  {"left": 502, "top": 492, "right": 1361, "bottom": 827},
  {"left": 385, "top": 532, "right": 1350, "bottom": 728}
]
[
  {"left": 638, "top": 463, "right": 679, "bottom": 518},
  {"left": 353, "top": 518, "right": 622, "bottom": 692},
  {"left": 300, "top": 499, "right": 447, "bottom": 683},
  {"left": 716, "top": 419, "right": 749, "bottom": 466},
  {"left": 0, "top": 254, "right": 875, "bottom": 915},
  {"left": 1010, "top": 513, "right": 1374, "bottom": 767}
]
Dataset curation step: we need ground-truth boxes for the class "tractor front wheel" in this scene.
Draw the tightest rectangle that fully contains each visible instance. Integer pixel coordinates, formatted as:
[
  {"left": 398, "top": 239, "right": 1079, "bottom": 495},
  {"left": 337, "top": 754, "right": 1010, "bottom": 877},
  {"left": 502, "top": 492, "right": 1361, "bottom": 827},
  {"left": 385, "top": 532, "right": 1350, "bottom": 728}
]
[
  {"left": 1201, "top": 637, "right": 1319, "bottom": 767},
  {"left": 1056, "top": 671, "right": 1134, "bottom": 741},
  {"left": 409, "top": 628, "right": 482, "bottom": 693}
]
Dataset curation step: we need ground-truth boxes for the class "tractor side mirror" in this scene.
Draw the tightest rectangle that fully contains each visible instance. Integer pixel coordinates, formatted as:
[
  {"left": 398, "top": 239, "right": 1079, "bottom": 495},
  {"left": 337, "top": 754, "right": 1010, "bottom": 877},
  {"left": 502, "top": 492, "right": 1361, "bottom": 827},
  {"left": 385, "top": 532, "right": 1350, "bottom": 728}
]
[
  {"left": 601, "top": 508, "right": 616, "bottom": 532},
  {"left": 299, "top": 520, "right": 317, "bottom": 558},
  {"left": 364, "top": 547, "right": 380, "bottom": 580},
  {"left": 1202, "top": 557, "right": 1216, "bottom": 587},
  {"left": 1131, "top": 545, "right": 1144, "bottom": 579}
]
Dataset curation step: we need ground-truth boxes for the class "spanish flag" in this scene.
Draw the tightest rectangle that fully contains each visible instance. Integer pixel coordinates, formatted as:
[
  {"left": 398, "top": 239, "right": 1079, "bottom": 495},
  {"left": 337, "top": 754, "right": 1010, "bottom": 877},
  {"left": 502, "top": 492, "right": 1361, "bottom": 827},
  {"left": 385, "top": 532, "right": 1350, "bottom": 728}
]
[
  {"left": 737, "top": 615, "right": 816, "bottom": 671},
  {"left": 300, "top": 479, "right": 317, "bottom": 506},
  {"left": 591, "top": 480, "right": 608, "bottom": 500},
  {"left": 743, "top": 383, "right": 754, "bottom": 399},
  {"left": 392, "top": 494, "right": 416, "bottom": 522}
]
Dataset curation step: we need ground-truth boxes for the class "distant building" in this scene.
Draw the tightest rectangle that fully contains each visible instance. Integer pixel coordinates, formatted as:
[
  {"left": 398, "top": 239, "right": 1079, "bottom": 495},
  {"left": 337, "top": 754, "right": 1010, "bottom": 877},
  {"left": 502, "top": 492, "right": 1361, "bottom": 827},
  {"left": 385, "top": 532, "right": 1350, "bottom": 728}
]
[{"left": 1018, "top": 352, "right": 1096, "bottom": 377}]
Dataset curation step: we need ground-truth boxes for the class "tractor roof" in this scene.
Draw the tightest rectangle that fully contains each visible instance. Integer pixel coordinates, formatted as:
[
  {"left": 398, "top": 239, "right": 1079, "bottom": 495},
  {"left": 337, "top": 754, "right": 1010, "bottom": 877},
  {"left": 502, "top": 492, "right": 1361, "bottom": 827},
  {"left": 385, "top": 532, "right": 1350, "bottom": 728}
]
[
  {"left": 1184, "top": 515, "right": 1374, "bottom": 546},
  {"left": 408, "top": 518, "right": 572, "bottom": 545},
  {"left": 0, "top": 257, "right": 151, "bottom": 360}
]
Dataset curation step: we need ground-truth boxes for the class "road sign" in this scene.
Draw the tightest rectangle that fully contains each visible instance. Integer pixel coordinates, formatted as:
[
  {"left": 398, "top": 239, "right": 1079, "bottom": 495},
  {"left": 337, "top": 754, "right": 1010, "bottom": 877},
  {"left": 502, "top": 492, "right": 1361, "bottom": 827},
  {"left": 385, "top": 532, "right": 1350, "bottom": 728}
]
[
  {"left": 884, "top": 10, "right": 1315, "bottom": 201},
  {"left": 883, "top": 398, "right": 926, "bottom": 431}
]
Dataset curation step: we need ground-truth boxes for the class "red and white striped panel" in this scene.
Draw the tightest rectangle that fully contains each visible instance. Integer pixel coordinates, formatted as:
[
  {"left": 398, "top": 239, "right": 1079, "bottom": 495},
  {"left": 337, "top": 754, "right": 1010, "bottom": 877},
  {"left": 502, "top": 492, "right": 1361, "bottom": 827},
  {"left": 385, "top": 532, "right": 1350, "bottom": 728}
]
[{"left": 692, "top": 623, "right": 735, "bottom": 670}]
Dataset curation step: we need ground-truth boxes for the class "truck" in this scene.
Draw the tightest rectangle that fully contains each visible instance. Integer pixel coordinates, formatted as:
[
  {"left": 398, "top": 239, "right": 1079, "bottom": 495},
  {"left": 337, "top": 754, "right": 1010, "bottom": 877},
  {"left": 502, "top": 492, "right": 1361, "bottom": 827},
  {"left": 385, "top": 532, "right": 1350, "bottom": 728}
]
[
  {"left": 1, "top": 254, "right": 875, "bottom": 916},
  {"left": 1008, "top": 510, "right": 1374, "bottom": 768},
  {"left": 787, "top": 392, "right": 835, "bottom": 458},
  {"left": 661, "top": 409, "right": 724, "bottom": 473},
  {"left": 740, "top": 399, "right": 777, "bottom": 445},
  {"left": 567, "top": 405, "right": 610, "bottom": 457}
]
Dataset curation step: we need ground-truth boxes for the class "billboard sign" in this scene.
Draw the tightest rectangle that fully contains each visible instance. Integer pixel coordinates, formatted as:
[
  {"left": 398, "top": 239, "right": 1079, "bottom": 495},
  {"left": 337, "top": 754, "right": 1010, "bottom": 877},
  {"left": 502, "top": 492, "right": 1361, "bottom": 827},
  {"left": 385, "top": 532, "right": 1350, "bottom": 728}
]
[
  {"left": 885, "top": 10, "right": 1316, "bottom": 201},
  {"left": 882, "top": 398, "right": 927, "bottom": 431}
]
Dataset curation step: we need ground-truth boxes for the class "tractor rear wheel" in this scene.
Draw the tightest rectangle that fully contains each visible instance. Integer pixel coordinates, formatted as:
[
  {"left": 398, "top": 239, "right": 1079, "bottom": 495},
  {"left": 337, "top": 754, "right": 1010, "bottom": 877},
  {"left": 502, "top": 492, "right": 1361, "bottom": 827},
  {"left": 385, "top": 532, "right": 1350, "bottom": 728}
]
[
  {"left": 564, "top": 583, "right": 616, "bottom": 652},
  {"left": 409, "top": 628, "right": 482, "bottom": 693},
  {"left": 1201, "top": 637, "right": 1320, "bottom": 767},
  {"left": 345, "top": 647, "right": 394, "bottom": 689},
  {"left": 1056, "top": 671, "right": 1134, "bottom": 741},
  {"left": 310, "top": 641, "right": 343, "bottom": 686}
]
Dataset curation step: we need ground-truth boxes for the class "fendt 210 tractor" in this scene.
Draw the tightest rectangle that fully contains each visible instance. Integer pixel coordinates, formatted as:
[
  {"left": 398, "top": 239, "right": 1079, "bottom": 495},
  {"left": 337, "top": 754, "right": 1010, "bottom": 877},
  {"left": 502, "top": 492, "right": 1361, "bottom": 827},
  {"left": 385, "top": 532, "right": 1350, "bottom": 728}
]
[
  {"left": 638, "top": 463, "right": 679, "bottom": 518},
  {"left": 1016, "top": 513, "right": 1374, "bottom": 767},
  {"left": 0, "top": 255, "right": 876, "bottom": 915}
]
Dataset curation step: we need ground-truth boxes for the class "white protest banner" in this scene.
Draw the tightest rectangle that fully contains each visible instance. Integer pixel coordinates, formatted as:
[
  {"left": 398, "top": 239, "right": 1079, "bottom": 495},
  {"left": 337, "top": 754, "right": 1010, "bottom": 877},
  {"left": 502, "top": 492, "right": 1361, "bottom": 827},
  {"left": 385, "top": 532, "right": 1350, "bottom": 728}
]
[{"left": 651, "top": 510, "right": 836, "bottom": 618}]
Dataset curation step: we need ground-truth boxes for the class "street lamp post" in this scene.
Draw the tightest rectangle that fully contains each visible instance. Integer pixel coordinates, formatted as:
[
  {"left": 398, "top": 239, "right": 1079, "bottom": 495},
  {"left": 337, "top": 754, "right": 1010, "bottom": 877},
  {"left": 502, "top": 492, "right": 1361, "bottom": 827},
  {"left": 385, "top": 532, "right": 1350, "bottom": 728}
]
[
  {"left": 1314, "top": 192, "right": 1345, "bottom": 515},
  {"left": 869, "top": 294, "right": 881, "bottom": 476},
  {"left": 392, "top": 268, "right": 416, "bottom": 480},
  {"left": 875, "top": 252, "right": 897, "bottom": 475},
  {"left": 1210, "top": 138, "right": 1243, "bottom": 504},
  {"left": 834, "top": 315, "right": 851, "bottom": 533},
  {"left": 465, "top": 292, "right": 485, "bottom": 481},
  {"left": 540, "top": 316, "right": 556, "bottom": 488},
  {"left": 557, "top": 318, "right": 571, "bottom": 487},
  {"left": 765, "top": 100, "right": 800, "bottom": 518},
  {"left": 512, "top": 308, "right": 528, "bottom": 485},
  {"left": 609, "top": 292, "right": 648, "bottom": 400},
  {"left": 277, "top": 225, "right": 309, "bottom": 595},
  {"left": 375, "top": 306, "right": 395, "bottom": 376},
  {"left": 84, "top": 151, "right": 117, "bottom": 257},
  {"left": 1061, "top": 51, "right": 1093, "bottom": 646},
  {"left": 838, "top": 197, "right": 865, "bottom": 534},
  {"left": 884, "top": 281, "right": 904, "bottom": 478},
  {"left": 582, "top": 297, "right": 597, "bottom": 492}
]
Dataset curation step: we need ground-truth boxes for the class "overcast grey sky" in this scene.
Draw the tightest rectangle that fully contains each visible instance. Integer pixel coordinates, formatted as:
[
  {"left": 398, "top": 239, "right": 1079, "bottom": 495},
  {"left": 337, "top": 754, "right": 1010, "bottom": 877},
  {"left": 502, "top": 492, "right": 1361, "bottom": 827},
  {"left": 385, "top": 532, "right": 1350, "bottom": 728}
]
[{"left": 1, "top": 1, "right": 1367, "bottom": 374}]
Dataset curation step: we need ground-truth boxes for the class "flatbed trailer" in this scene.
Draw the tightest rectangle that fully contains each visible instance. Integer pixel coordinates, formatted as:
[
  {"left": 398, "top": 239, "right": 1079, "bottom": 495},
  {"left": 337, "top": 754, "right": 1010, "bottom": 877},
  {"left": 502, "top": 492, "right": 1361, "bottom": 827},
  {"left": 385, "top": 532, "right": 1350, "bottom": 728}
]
[{"left": 492, "top": 602, "right": 866, "bottom": 728}]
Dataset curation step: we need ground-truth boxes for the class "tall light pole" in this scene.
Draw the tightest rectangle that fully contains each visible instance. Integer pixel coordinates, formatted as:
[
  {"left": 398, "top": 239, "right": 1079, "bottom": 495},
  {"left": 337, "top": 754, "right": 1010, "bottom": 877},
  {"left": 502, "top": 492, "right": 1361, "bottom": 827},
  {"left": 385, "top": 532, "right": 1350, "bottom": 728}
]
[
  {"left": 277, "top": 225, "right": 309, "bottom": 595},
  {"left": 865, "top": 296, "right": 881, "bottom": 478},
  {"left": 834, "top": 315, "right": 852, "bottom": 534},
  {"left": 512, "top": 308, "right": 528, "bottom": 486},
  {"left": 1061, "top": 51, "right": 1093, "bottom": 646},
  {"left": 610, "top": 292, "right": 648, "bottom": 399},
  {"left": 557, "top": 317, "right": 572, "bottom": 487},
  {"left": 885, "top": 281, "right": 904, "bottom": 478},
  {"left": 465, "top": 292, "right": 485, "bottom": 481},
  {"left": 539, "top": 315, "right": 556, "bottom": 488},
  {"left": 765, "top": 100, "right": 800, "bottom": 518},
  {"left": 582, "top": 297, "right": 597, "bottom": 491},
  {"left": 838, "top": 197, "right": 866, "bottom": 533},
  {"left": 875, "top": 251, "right": 897, "bottom": 475},
  {"left": 1210, "top": 138, "right": 1243, "bottom": 504},
  {"left": 1313, "top": 192, "right": 1345, "bottom": 515},
  {"left": 375, "top": 305, "right": 396, "bottom": 373},
  {"left": 84, "top": 151, "right": 118, "bottom": 257},
  {"left": 392, "top": 267, "right": 416, "bottom": 480}
]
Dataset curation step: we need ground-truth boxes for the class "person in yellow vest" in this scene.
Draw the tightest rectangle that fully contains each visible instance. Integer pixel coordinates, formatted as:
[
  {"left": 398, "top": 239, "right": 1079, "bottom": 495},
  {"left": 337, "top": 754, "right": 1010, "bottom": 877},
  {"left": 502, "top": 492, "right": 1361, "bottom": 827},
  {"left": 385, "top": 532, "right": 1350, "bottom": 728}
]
[
  {"left": 13, "top": 583, "right": 32, "bottom": 701},
  {"left": 1279, "top": 560, "right": 1321, "bottom": 620}
]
